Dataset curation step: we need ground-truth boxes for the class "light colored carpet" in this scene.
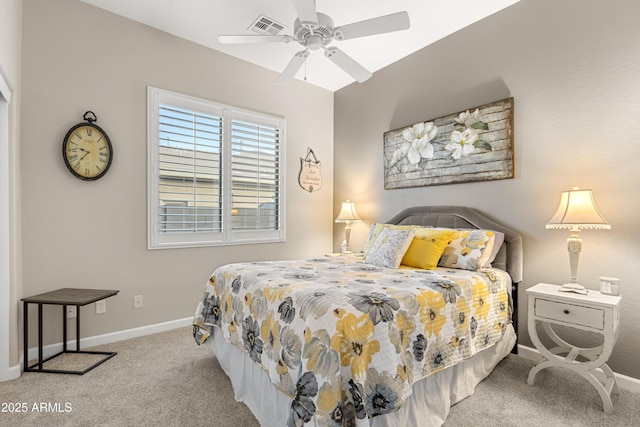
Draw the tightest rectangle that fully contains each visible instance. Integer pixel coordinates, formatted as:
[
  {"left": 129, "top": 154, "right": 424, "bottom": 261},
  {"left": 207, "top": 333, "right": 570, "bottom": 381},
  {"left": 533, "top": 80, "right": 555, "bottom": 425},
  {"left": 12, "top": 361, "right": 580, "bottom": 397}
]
[
  {"left": 0, "top": 327, "right": 257, "bottom": 427},
  {"left": 1, "top": 327, "right": 638, "bottom": 426},
  {"left": 446, "top": 355, "right": 640, "bottom": 427}
]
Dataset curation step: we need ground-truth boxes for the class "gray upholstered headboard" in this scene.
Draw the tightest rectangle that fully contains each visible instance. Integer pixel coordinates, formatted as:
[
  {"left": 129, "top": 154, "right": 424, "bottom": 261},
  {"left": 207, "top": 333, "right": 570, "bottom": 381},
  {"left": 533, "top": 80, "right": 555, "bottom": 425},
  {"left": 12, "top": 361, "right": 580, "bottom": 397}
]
[{"left": 385, "top": 206, "right": 523, "bottom": 284}]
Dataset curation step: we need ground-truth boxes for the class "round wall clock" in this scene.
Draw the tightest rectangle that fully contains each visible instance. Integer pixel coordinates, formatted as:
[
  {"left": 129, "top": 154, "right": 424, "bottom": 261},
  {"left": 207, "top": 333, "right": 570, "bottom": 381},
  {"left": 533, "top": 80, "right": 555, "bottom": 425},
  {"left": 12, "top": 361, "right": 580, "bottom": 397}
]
[{"left": 62, "top": 111, "right": 113, "bottom": 181}]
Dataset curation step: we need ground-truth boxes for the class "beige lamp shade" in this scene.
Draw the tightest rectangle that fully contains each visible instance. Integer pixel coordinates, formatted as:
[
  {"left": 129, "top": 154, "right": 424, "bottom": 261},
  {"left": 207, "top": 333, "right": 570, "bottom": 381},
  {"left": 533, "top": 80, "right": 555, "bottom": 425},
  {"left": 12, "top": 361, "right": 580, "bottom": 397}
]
[
  {"left": 546, "top": 187, "right": 610, "bottom": 230},
  {"left": 335, "top": 200, "right": 361, "bottom": 223}
]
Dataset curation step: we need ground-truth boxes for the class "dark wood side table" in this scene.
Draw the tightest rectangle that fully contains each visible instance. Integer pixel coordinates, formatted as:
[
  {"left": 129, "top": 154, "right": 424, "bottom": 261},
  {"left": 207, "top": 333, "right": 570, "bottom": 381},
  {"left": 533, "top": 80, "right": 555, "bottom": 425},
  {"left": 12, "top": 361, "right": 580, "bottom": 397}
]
[{"left": 22, "top": 288, "right": 119, "bottom": 375}]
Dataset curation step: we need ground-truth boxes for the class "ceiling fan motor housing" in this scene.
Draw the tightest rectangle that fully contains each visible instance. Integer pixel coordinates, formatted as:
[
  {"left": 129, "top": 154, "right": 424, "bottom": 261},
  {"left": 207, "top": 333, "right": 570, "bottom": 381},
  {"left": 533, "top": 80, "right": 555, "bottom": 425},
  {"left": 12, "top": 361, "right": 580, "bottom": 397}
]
[{"left": 294, "top": 12, "right": 334, "bottom": 49}]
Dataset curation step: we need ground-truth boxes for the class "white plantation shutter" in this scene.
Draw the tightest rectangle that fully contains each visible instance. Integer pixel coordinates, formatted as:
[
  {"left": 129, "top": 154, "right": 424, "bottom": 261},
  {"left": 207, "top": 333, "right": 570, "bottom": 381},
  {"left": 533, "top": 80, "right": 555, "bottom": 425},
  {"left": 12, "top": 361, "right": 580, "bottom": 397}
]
[
  {"left": 148, "top": 87, "right": 285, "bottom": 248},
  {"left": 231, "top": 119, "right": 280, "bottom": 231},
  {"left": 158, "top": 105, "right": 222, "bottom": 233}
]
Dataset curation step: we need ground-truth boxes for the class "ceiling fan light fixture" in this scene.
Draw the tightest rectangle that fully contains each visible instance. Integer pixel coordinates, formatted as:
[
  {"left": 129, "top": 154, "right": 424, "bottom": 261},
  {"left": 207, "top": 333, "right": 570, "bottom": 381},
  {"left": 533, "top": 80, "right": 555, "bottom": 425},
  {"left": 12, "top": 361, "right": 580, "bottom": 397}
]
[{"left": 306, "top": 35, "right": 324, "bottom": 50}]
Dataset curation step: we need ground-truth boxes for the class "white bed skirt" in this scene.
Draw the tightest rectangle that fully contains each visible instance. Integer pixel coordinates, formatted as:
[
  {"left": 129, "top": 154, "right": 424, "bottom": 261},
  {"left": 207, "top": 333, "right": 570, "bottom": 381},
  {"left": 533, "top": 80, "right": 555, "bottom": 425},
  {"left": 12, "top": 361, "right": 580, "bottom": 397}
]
[{"left": 209, "top": 324, "right": 516, "bottom": 427}]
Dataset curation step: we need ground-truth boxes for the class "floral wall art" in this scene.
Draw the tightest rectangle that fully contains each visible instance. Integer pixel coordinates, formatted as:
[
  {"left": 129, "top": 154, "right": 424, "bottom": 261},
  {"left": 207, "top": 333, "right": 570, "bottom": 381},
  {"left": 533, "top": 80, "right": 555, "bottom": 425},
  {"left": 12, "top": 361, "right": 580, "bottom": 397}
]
[{"left": 384, "top": 98, "right": 514, "bottom": 189}]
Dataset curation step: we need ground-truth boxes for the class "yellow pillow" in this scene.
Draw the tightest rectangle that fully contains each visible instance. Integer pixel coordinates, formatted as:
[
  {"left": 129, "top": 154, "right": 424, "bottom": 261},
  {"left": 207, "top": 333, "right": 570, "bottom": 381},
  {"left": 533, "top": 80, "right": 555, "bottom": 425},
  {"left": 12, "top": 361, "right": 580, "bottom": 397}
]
[{"left": 401, "top": 228, "right": 456, "bottom": 269}]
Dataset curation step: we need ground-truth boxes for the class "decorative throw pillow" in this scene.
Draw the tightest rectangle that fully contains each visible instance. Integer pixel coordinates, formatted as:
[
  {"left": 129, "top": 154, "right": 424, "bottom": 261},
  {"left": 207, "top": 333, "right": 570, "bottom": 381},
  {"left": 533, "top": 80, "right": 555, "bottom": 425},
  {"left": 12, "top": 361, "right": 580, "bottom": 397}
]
[
  {"left": 438, "top": 229, "right": 496, "bottom": 271},
  {"left": 401, "top": 228, "right": 457, "bottom": 270},
  {"left": 363, "top": 223, "right": 419, "bottom": 257},
  {"left": 364, "top": 228, "right": 415, "bottom": 269}
]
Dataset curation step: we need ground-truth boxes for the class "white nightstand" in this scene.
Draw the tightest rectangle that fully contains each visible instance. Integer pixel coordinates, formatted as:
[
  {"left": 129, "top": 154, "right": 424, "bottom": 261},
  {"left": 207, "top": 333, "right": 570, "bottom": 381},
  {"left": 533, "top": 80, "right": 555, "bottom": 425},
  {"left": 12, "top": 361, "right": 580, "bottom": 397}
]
[
  {"left": 325, "top": 252, "right": 364, "bottom": 258},
  {"left": 526, "top": 283, "right": 621, "bottom": 414}
]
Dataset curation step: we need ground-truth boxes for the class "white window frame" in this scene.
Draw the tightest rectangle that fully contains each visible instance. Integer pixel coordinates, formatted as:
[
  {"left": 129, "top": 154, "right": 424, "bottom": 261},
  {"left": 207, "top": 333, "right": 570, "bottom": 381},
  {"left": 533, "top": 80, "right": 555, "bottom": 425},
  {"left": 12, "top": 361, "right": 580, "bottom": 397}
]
[{"left": 148, "top": 87, "right": 286, "bottom": 249}]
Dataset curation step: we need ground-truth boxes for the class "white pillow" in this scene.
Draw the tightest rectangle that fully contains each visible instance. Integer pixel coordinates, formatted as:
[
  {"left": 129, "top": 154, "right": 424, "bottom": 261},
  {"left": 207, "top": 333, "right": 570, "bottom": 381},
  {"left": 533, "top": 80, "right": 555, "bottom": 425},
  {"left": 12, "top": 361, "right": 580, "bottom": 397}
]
[
  {"left": 362, "top": 223, "right": 420, "bottom": 257},
  {"left": 364, "top": 228, "right": 415, "bottom": 269}
]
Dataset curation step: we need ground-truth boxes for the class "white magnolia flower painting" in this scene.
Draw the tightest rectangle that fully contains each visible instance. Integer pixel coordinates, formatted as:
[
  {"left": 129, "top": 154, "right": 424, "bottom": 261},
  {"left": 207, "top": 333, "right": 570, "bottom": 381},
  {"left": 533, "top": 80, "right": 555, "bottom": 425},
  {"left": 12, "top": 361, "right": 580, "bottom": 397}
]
[
  {"left": 446, "top": 129, "right": 478, "bottom": 160},
  {"left": 444, "top": 108, "right": 494, "bottom": 160},
  {"left": 386, "top": 122, "right": 439, "bottom": 170},
  {"left": 383, "top": 98, "right": 514, "bottom": 189},
  {"left": 402, "top": 122, "right": 438, "bottom": 164}
]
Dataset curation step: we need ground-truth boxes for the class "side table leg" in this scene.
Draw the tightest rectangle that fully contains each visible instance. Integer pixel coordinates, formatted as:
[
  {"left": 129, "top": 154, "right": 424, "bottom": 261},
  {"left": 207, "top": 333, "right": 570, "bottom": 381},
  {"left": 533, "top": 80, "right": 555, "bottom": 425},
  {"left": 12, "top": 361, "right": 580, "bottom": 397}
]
[
  {"left": 23, "top": 301, "right": 28, "bottom": 372},
  {"left": 63, "top": 304, "right": 67, "bottom": 352},
  {"left": 37, "top": 303, "right": 43, "bottom": 370},
  {"left": 76, "top": 305, "right": 81, "bottom": 352},
  {"left": 600, "top": 363, "right": 619, "bottom": 395},
  {"left": 581, "top": 370, "right": 614, "bottom": 415},
  {"left": 527, "top": 359, "right": 555, "bottom": 386}
]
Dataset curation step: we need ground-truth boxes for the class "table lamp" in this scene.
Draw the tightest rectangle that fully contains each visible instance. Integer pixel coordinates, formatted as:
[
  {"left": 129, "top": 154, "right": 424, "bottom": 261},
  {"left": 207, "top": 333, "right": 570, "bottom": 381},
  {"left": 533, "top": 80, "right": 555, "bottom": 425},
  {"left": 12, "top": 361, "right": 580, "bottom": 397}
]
[
  {"left": 546, "top": 187, "right": 610, "bottom": 294},
  {"left": 335, "top": 200, "right": 361, "bottom": 253}
]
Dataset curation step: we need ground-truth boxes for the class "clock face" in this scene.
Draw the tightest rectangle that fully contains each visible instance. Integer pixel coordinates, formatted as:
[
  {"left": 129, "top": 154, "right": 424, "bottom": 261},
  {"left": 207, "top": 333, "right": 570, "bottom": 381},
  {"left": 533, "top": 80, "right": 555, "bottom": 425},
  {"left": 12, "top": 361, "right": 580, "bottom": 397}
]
[{"left": 63, "top": 123, "right": 113, "bottom": 180}]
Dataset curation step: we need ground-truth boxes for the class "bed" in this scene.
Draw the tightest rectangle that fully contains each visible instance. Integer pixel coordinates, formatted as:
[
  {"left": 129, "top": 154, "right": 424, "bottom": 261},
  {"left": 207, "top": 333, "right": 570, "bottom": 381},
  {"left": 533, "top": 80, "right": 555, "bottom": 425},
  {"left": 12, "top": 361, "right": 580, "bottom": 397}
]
[{"left": 193, "top": 206, "right": 522, "bottom": 426}]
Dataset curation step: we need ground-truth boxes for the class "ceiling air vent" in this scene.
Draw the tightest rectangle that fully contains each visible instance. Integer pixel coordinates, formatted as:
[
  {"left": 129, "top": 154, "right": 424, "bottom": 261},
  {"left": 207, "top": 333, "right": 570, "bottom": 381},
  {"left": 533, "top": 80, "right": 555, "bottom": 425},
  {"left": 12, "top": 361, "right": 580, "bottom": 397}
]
[{"left": 249, "top": 14, "right": 285, "bottom": 35}]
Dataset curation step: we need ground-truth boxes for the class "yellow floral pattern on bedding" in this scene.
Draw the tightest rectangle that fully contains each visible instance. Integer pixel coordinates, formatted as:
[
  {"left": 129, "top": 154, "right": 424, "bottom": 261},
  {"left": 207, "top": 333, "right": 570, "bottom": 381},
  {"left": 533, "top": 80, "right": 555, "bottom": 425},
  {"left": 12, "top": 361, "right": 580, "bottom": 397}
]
[{"left": 193, "top": 256, "right": 511, "bottom": 426}]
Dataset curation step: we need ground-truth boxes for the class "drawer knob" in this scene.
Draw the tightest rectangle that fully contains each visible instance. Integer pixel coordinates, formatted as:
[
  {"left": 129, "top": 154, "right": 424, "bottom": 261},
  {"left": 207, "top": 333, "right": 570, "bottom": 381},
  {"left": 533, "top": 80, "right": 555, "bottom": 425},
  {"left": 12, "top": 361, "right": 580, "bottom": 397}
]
[{"left": 563, "top": 309, "right": 570, "bottom": 315}]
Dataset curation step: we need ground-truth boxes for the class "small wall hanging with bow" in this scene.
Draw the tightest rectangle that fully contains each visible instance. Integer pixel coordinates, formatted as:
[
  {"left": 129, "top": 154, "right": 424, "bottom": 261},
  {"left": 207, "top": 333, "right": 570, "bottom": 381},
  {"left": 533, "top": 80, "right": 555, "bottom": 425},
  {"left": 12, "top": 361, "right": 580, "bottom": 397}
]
[{"left": 298, "top": 148, "right": 322, "bottom": 193}]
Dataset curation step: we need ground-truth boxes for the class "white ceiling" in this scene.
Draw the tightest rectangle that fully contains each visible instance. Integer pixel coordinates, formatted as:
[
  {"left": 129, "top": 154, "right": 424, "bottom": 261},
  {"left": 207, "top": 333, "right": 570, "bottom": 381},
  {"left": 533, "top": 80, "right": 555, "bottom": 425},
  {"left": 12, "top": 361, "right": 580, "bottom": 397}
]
[{"left": 80, "top": 0, "right": 520, "bottom": 92}]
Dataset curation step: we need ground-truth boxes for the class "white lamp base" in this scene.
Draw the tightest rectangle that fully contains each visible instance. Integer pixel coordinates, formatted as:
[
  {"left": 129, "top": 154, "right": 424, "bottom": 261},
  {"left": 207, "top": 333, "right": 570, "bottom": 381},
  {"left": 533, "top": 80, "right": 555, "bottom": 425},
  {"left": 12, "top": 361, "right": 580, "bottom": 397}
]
[
  {"left": 559, "top": 282, "right": 588, "bottom": 295},
  {"left": 558, "top": 229, "right": 588, "bottom": 294}
]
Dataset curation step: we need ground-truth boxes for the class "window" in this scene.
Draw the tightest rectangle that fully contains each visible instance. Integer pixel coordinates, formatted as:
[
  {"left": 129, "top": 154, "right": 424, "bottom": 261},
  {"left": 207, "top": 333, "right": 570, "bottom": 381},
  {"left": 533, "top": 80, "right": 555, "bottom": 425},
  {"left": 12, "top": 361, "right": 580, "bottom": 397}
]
[{"left": 148, "top": 87, "right": 285, "bottom": 248}]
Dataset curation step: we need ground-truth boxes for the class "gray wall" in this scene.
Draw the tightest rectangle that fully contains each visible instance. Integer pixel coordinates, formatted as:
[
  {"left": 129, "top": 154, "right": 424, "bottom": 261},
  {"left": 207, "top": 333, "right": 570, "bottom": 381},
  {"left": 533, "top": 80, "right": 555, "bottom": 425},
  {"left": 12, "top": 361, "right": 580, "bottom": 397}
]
[
  {"left": 16, "top": 0, "right": 640, "bottom": 383},
  {"left": 0, "top": 0, "right": 22, "bottom": 371},
  {"left": 334, "top": 0, "right": 640, "bottom": 379},
  {"left": 20, "top": 0, "right": 334, "bottom": 345}
]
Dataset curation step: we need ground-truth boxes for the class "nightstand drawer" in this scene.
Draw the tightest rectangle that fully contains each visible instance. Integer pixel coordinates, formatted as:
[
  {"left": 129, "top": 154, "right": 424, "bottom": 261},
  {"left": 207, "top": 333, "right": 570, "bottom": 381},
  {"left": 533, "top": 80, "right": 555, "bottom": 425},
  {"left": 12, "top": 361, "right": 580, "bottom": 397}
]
[{"left": 534, "top": 298, "right": 604, "bottom": 330}]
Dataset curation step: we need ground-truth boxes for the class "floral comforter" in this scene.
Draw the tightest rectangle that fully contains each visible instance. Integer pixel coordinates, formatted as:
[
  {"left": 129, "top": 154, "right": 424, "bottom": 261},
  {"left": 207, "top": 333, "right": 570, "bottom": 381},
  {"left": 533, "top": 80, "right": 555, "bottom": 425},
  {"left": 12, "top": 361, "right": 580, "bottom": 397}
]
[{"left": 192, "top": 256, "right": 512, "bottom": 426}]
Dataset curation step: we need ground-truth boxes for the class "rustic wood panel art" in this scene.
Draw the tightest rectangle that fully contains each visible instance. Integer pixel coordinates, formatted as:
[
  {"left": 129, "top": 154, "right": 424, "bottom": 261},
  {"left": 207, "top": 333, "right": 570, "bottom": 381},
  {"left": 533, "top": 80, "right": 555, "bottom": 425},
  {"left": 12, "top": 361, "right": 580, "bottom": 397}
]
[{"left": 384, "top": 97, "right": 514, "bottom": 189}]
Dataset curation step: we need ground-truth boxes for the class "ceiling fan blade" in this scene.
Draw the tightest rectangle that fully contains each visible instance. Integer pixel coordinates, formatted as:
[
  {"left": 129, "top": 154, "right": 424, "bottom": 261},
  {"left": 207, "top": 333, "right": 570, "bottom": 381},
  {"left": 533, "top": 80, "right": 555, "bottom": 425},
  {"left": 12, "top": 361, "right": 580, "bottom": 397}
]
[
  {"left": 291, "top": 0, "right": 318, "bottom": 26},
  {"left": 218, "top": 35, "right": 292, "bottom": 44},
  {"left": 324, "top": 47, "right": 372, "bottom": 83},
  {"left": 334, "top": 11, "right": 410, "bottom": 41},
  {"left": 275, "top": 50, "right": 309, "bottom": 86}
]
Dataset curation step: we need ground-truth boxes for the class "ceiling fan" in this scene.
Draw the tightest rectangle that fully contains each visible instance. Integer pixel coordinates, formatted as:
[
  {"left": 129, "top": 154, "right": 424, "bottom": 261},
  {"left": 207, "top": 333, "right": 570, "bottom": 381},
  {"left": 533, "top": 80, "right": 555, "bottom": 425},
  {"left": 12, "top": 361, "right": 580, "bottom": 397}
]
[{"left": 217, "top": 0, "right": 410, "bottom": 86}]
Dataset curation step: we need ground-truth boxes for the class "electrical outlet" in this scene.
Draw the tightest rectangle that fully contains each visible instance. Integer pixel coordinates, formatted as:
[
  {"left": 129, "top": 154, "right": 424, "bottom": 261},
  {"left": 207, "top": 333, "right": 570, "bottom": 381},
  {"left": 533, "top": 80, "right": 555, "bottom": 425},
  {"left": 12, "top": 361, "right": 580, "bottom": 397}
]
[
  {"left": 66, "top": 306, "right": 76, "bottom": 318},
  {"left": 96, "top": 300, "right": 107, "bottom": 315},
  {"left": 133, "top": 295, "right": 143, "bottom": 309}
]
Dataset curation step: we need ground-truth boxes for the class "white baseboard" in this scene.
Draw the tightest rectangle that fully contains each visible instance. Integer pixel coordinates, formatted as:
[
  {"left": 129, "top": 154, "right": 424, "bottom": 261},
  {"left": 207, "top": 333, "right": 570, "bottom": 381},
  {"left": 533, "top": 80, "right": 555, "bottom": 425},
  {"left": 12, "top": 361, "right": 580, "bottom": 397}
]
[
  {"left": 0, "top": 363, "right": 21, "bottom": 382},
  {"left": 24, "top": 317, "right": 192, "bottom": 366},
  {"left": 517, "top": 344, "right": 640, "bottom": 394}
]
